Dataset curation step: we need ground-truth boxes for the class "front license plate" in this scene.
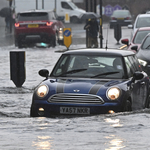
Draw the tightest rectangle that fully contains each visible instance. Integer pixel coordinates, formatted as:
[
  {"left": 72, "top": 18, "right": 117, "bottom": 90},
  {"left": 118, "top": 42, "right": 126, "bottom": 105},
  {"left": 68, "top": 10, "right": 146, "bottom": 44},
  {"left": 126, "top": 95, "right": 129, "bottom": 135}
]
[
  {"left": 28, "top": 24, "right": 39, "bottom": 28},
  {"left": 60, "top": 107, "right": 90, "bottom": 114}
]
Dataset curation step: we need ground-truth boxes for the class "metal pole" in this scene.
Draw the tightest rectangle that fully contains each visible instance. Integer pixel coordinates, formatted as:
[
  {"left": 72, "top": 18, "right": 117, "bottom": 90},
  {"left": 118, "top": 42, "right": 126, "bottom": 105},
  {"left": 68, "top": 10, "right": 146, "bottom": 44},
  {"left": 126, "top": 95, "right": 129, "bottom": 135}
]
[
  {"left": 42, "top": 0, "right": 44, "bottom": 9},
  {"left": 99, "top": 0, "right": 103, "bottom": 48},
  {"left": 55, "top": 0, "right": 57, "bottom": 15},
  {"left": 94, "top": 0, "right": 96, "bottom": 13},
  {"left": 36, "top": 0, "right": 38, "bottom": 9},
  {"left": 90, "top": 0, "right": 93, "bottom": 12},
  {"left": 9, "top": 0, "right": 12, "bottom": 33},
  {"left": 86, "top": 0, "right": 88, "bottom": 12}
]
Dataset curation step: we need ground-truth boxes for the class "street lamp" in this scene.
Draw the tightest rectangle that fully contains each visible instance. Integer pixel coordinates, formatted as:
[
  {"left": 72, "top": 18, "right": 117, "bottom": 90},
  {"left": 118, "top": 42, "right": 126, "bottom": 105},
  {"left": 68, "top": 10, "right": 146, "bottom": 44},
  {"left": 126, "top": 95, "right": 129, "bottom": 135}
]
[{"left": 99, "top": 0, "right": 103, "bottom": 48}]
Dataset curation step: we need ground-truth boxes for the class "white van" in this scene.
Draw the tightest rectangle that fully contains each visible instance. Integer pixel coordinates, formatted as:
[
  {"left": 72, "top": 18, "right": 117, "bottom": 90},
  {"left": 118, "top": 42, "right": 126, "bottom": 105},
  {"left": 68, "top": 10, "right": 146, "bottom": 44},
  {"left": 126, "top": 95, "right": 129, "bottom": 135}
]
[{"left": 13, "top": 0, "right": 86, "bottom": 23}]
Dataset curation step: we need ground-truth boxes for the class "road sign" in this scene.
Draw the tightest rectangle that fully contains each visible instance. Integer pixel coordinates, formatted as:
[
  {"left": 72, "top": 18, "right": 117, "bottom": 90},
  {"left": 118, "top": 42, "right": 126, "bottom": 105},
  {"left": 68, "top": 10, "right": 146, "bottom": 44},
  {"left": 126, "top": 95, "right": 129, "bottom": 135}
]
[
  {"left": 63, "top": 28, "right": 72, "bottom": 49},
  {"left": 104, "top": 5, "right": 113, "bottom": 17},
  {"left": 122, "top": 5, "right": 129, "bottom": 10},
  {"left": 113, "top": 5, "right": 122, "bottom": 11}
]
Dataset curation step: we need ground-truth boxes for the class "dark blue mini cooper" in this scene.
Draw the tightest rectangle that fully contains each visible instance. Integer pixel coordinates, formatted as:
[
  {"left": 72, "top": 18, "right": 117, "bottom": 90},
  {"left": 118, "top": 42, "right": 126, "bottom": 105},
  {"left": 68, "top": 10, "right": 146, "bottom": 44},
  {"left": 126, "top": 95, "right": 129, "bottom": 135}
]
[{"left": 30, "top": 49, "right": 150, "bottom": 117}]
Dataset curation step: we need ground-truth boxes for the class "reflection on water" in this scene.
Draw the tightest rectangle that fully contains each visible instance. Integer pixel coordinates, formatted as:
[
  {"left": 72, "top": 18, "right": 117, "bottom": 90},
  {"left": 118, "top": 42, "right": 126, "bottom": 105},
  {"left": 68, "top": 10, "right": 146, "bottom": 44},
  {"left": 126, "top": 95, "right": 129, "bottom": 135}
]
[
  {"left": 105, "top": 118, "right": 125, "bottom": 150},
  {"left": 105, "top": 135, "right": 125, "bottom": 150},
  {"left": 32, "top": 136, "right": 54, "bottom": 150},
  {"left": 104, "top": 118, "right": 123, "bottom": 127}
]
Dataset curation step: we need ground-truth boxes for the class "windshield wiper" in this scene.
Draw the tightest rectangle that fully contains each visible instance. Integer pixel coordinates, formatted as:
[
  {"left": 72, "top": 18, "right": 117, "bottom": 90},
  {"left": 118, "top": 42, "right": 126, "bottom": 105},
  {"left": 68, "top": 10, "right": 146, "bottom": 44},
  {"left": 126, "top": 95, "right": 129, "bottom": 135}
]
[
  {"left": 57, "top": 69, "right": 87, "bottom": 77},
  {"left": 91, "top": 71, "right": 120, "bottom": 78}
]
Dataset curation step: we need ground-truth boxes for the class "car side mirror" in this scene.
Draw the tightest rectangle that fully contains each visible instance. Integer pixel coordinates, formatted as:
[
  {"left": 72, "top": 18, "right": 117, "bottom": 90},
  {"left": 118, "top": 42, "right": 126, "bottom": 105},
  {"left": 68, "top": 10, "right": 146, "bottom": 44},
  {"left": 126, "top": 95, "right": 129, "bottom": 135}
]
[
  {"left": 131, "top": 45, "right": 138, "bottom": 51},
  {"left": 121, "top": 39, "right": 129, "bottom": 46},
  {"left": 131, "top": 71, "right": 144, "bottom": 83},
  {"left": 39, "top": 69, "right": 49, "bottom": 78}
]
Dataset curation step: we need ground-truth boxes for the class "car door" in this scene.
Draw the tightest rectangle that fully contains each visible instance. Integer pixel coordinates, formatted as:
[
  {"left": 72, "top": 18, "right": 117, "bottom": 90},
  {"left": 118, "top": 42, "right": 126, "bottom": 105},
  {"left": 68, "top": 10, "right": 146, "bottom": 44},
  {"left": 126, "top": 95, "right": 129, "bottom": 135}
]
[{"left": 124, "top": 56, "right": 149, "bottom": 110}]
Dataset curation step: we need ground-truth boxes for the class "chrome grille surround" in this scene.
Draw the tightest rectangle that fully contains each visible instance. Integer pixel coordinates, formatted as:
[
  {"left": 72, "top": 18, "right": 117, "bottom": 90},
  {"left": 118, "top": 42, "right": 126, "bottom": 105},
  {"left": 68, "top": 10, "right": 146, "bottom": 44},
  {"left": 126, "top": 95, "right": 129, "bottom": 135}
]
[{"left": 47, "top": 93, "right": 104, "bottom": 104}]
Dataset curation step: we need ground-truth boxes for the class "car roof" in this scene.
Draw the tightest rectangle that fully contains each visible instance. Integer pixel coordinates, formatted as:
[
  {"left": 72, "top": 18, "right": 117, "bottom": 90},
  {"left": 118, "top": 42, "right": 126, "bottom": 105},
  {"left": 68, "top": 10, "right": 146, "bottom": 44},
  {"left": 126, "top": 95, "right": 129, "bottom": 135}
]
[
  {"left": 137, "top": 27, "right": 150, "bottom": 31},
  {"left": 113, "top": 9, "right": 130, "bottom": 12},
  {"left": 63, "top": 49, "right": 135, "bottom": 57},
  {"left": 137, "top": 14, "right": 150, "bottom": 18},
  {"left": 18, "top": 9, "right": 54, "bottom": 14}
]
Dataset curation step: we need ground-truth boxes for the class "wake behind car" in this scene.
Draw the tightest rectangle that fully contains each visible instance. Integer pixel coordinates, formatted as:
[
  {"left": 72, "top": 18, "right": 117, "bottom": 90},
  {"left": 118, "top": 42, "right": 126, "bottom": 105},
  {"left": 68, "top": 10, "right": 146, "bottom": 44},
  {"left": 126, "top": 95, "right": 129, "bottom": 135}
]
[
  {"left": 15, "top": 10, "right": 65, "bottom": 48},
  {"left": 30, "top": 49, "right": 150, "bottom": 117}
]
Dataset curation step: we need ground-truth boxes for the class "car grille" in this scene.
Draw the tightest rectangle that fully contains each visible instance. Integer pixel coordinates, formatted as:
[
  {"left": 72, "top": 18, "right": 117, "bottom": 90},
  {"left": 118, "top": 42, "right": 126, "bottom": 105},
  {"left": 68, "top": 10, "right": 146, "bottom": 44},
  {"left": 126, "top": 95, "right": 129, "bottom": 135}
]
[{"left": 48, "top": 93, "right": 104, "bottom": 104}]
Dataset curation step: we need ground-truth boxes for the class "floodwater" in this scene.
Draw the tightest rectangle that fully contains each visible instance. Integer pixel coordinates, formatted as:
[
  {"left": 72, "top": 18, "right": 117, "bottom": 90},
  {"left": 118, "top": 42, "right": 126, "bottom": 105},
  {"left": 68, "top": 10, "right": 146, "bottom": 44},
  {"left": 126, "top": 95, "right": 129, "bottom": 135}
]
[{"left": 1, "top": 44, "right": 150, "bottom": 150}]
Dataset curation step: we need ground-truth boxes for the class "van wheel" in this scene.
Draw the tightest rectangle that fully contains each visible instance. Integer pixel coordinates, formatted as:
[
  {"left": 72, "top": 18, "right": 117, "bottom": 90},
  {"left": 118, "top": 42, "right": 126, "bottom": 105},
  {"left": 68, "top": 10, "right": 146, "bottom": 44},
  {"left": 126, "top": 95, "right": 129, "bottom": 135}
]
[
  {"left": 123, "top": 100, "right": 132, "bottom": 112},
  {"left": 71, "top": 16, "right": 79, "bottom": 23}
]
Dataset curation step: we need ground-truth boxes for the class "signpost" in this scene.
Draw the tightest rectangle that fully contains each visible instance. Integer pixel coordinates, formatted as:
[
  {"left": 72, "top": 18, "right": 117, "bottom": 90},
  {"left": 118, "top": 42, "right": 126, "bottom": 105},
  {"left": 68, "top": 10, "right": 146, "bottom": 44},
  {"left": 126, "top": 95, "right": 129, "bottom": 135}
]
[
  {"left": 104, "top": 5, "right": 113, "bottom": 17},
  {"left": 113, "top": 5, "right": 122, "bottom": 11},
  {"left": 63, "top": 28, "right": 72, "bottom": 50},
  {"left": 99, "top": 0, "right": 103, "bottom": 48}
]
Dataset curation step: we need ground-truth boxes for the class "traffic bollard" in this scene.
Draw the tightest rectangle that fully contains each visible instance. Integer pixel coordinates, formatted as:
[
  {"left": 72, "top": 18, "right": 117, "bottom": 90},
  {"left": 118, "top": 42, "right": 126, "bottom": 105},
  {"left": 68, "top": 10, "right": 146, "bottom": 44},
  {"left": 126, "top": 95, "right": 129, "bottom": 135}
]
[
  {"left": 10, "top": 51, "right": 26, "bottom": 87},
  {"left": 114, "top": 24, "right": 122, "bottom": 44}
]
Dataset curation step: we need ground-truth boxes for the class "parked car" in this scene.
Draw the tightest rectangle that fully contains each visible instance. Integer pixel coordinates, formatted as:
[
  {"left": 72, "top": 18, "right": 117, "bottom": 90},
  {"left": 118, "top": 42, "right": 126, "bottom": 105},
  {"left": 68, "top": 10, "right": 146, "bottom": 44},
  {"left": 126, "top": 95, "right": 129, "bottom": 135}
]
[
  {"left": 30, "top": 49, "right": 150, "bottom": 117},
  {"left": 128, "top": 13, "right": 150, "bottom": 39},
  {"left": 131, "top": 33, "right": 150, "bottom": 77},
  {"left": 121, "top": 27, "right": 150, "bottom": 51},
  {"left": 109, "top": 9, "right": 132, "bottom": 29},
  {"left": 14, "top": 10, "right": 65, "bottom": 48}
]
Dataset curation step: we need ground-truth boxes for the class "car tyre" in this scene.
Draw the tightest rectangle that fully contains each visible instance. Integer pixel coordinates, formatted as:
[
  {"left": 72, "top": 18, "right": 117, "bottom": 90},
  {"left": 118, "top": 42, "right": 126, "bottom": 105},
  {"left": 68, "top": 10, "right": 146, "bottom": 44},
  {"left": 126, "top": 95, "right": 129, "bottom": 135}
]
[
  {"left": 30, "top": 106, "right": 38, "bottom": 117},
  {"left": 50, "top": 34, "right": 57, "bottom": 47},
  {"left": 18, "top": 41, "right": 23, "bottom": 49},
  {"left": 145, "top": 95, "right": 150, "bottom": 108},
  {"left": 123, "top": 100, "right": 132, "bottom": 112},
  {"left": 110, "top": 24, "right": 113, "bottom": 29}
]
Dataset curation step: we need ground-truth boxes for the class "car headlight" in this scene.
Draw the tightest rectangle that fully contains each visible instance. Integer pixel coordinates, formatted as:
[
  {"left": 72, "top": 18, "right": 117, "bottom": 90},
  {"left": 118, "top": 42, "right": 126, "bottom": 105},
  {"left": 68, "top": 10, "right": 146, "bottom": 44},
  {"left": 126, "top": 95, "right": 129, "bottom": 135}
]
[
  {"left": 58, "top": 28, "right": 63, "bottom": 40},
  {"left": 138, "top": 59, "right": 147, "bottom": 67},
  {"left": 36, "top": 85, "right": 49, "bottom": 98},
  {"left": 107, "top": 87, "right": 121, "bottom": 100}
]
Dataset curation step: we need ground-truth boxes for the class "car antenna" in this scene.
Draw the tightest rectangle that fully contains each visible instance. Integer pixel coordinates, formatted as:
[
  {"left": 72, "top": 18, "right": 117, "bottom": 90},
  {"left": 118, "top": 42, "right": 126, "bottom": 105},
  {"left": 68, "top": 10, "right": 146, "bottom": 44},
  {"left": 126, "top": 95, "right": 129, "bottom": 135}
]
[{"left": 105, "top": 24, "right": 109, "bottom": 50}]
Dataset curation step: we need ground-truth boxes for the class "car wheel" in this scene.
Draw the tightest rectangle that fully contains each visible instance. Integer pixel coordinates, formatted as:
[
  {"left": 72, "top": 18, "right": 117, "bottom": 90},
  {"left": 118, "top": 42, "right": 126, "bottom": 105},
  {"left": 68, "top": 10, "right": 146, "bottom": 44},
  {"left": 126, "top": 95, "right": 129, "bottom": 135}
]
[
  {"left": 123, "top": 100, "right": 132, "bottom": 112},
  {"left": 18, "top": 42, "right": 23, "bottom": 49},
  {"left": 15, "top": 39, "right": 18, "bottom": 47},
  {"left": 71, "top": 16, "right": 79, "bottom": 23},
  {"left": 30, "top": 106, "right": 38, "bottom": 117},
  {"left": 110, "top": 24, "right": 113, "bottom": 29},
  {"left": 145, "top": 94, "right": 150, "bottom": 108},
  {"left": 50, "top": 35, "right": 57, "bottom": 47}
]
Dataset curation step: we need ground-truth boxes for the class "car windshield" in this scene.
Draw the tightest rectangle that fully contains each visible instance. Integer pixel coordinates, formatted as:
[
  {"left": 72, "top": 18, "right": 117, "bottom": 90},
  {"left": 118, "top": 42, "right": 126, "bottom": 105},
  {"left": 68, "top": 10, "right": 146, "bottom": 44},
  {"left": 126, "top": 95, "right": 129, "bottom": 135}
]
[
  {"left": 133, "top": 30, "right": 150, "bottom": 44},
  {"left": 51, "top": 54, "right": 124, "bottom": 79},
  {"left": 141, "top": 36, "right": 150, "bottom": 49},
  {"left": 18, "top": 12, "right": 48, "bottom": 21},
  {"left": 136, "top": 17, "right": 150, "bottom": 28},
  {"left": 112, "top": 10, "right": 130, "bottom": 18}
]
